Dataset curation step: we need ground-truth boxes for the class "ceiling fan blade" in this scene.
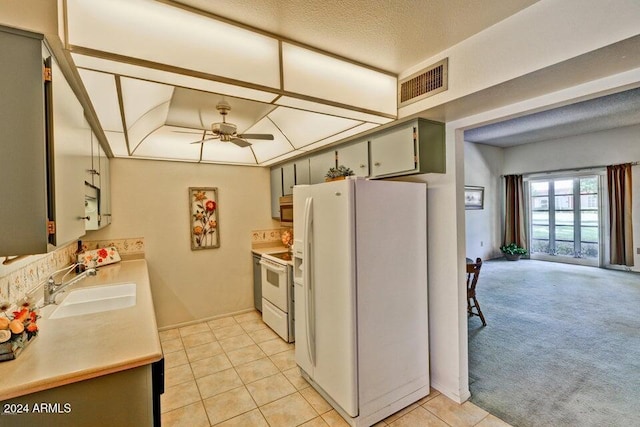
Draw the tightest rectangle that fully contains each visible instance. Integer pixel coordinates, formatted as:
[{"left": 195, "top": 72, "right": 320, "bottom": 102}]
[
  {"left": 236, "top": 133, "right": 274, "bottom": 140},
  {"left": 230, "top": 137, "right": 252, "bottom": 148},
  {"left": 190, "top": 137, "right": 219, "bottom": 144}
]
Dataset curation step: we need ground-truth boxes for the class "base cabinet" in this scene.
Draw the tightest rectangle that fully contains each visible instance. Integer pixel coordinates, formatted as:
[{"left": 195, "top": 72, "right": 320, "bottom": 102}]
[{"left": 0, "top": 365, "right": 159, "bottom": 427}]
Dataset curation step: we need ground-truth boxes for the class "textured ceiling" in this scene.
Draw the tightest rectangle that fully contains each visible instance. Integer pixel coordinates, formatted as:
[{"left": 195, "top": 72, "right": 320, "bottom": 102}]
[
  {"left": 174, "top": 0, "right": 540, "bottom": 74},
  {"left": 464, "top": 86, "right": 640, "bottom": 147}
]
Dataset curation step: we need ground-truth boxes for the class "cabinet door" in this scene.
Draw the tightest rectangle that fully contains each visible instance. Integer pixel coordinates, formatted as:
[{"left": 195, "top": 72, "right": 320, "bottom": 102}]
[
  {"left": 370, "top": 125, "right": 416, "bottom": 177},
  {"left": 85, "top": 130, "right": 100, "bottom": 186},
  {"left": 337, "top": 140, "right": 369, "bottom": 177},
  {"left": 0, "top": 28, "right": 48, "bottom": 256},
  {"left": 309, "top": 151, "right": 336, "bottom": 184},
  {"left": 270, "top": 167, "right": 282, "bottom": 219},
  {"left": 98, "top": 144, "right": 112, "bottom": 227},
  {"left": 282, "top": 163, "right": 295, "bottom": 195},
  {"left": 51, "top": 55, "right": 89, "bottom": 247},
  {"left": 295, "top": 159, "right": 310, "bottom": 185}
]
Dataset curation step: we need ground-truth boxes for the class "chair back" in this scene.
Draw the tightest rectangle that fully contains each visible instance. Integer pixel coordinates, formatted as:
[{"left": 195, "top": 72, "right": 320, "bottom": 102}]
[{"left": 466, "top": 257, "right": 483, "bottom": 296}]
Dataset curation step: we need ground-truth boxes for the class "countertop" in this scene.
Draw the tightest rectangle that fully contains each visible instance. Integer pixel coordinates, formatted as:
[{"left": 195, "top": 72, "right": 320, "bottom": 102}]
[
  {"left": 251, "top": 245, "right": 289, "bottom": 256},
  {"left": 0, "top": 259, "right": 163, "bottom": 401}
]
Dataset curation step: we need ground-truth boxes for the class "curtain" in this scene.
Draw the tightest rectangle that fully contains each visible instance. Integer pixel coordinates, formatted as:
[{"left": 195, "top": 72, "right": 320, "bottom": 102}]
[
  {"left": 607, "top": 163, "right": 634, "bottom": 266},
  {"left": 503, "top": 174, "right": 526, "bottom": 248}
]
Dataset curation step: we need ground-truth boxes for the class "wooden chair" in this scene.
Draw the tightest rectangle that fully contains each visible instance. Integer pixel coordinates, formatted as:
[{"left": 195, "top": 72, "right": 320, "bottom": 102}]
[{"left": 467, "top": 257, "right": 486, "bottom": 326}]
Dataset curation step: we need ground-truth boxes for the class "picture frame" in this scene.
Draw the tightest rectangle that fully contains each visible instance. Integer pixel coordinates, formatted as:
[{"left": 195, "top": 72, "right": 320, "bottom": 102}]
[
  {"left": 465, "top": 186, "right": 484, "bottom": 210},
  {"left": 189, "top": 187, "right": 220, "bottom": 250}
]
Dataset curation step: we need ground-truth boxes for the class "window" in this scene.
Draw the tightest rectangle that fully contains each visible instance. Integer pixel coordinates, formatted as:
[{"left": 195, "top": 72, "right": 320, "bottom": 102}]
[{"left": 528, "top": 175, "right": 600, "bottom": 266}]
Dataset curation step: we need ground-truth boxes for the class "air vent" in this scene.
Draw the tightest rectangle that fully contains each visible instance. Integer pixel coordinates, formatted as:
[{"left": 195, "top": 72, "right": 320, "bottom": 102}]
[{"left": 398, "top": 58, "right": 448, "bottom": 107}]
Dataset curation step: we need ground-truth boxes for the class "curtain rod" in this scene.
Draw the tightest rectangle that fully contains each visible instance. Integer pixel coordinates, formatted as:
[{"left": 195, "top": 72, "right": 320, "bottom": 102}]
[{"left": 501, "top": 161, "right": 640, "bottom": 177}]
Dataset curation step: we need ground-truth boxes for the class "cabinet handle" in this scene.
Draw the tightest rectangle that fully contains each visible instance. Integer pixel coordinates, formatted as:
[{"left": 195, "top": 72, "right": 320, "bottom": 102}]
[
  {"left": 79, "top": 216, "right": 90, "bottom": 221},
  {"left": 359, "top": 164, "right": 366, "bottom": 168},
  {"left": 88, "top": 169, "right": 100, "bottom": 176},
  {"left": 374, "top": 162, "right": 381, "bottom": 166}
]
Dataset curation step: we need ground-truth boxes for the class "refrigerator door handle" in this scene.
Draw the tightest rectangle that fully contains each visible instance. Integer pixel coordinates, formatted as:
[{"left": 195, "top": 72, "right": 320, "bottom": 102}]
[{"left": 303, "top": 196, "right": 316, "bottom": 366}]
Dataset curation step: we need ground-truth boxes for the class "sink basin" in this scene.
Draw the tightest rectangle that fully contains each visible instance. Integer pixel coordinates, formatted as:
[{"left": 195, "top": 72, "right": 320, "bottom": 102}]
[{"left": 50, "top": 283, "right": 136, "bottom": 319}]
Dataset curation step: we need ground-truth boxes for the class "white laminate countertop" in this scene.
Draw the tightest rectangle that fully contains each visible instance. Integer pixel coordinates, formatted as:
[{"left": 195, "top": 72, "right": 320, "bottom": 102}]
[
  {"left": 0, "top": 259, "right": 163, "bottom": 401},
  {"left": 251, "top": 245, "right": 289, "bottom": 256}
]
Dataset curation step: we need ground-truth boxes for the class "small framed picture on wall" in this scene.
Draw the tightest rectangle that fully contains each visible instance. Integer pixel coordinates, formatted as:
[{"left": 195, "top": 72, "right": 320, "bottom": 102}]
[{"left": 465, "top": 186, "right": 484, "bottom": 210}]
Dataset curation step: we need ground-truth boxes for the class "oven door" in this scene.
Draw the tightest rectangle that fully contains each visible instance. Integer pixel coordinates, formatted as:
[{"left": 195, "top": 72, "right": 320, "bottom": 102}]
[{"left": 260, "top": 257, "right": 289, "bottom": 312}]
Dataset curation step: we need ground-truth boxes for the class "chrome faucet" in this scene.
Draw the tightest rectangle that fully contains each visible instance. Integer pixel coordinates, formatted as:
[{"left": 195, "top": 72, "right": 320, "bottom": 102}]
[{"left": 43, "top": 263, "right": 97, "bottom": 306}]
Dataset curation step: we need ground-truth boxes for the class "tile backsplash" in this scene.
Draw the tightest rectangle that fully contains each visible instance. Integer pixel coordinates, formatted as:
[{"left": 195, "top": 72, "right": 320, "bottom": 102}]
[
  {"left": 251, "top": 229, "right": 284, "bottom": 245},
  {"left": 0, "top": 242, "right": 77, "bottom": 307},
  {"left": 82, "top": 237, "right": 145, "bottom": 256},
  {"left": 0, "top": 237, "right": 145, "bottom": 309}
]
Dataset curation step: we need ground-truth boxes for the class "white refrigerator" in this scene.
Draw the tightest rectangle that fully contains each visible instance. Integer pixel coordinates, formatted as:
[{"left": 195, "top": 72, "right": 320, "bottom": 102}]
[{"left": 293, "top": 178, "right": 429, "bottom": 427}]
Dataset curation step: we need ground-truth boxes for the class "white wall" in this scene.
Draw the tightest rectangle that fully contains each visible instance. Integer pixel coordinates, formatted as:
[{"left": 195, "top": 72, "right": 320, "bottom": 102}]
[
  {"left": 390, "top": 127, "right": 469, "bottom": 402},
  {"left": 503, "top": 124, "right": 640, "bottom": 271},
  {"left": 464, "top": 142, "right": 504, "bottom": 261},
  {"left": 86, "top": 158, "right": 278, "bottom": 328},
  {"left": 399, "top": 0, "right": 640, "bottom": 117}
]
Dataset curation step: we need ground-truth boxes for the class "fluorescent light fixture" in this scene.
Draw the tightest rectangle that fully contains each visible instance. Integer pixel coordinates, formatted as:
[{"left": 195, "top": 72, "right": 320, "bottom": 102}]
[
  {"left": 132, "top": 126, "right": 201, "bottom": 161},
  {"left": 268, "top": 107, "right": 362, "bottom": 149},
  {"left": 77, "top": 69, "right": 123, "bottom": 132},
  {"left": 260, "top": 149, "right": 308, "bottom": 166},
  {"left": 104, "top": 131, "right": 129, "bottom": 156},
  {"left": 282, "top": 43, "right": 397, "bottom": 116},
  {"left": 128, "top": 102, "right": 171, "bottom": 153},
  {"left": 120, "top": 77, "right": 174, "bottom": 130},
  {"left": 276, "top": 96, "right": 395, "bottom": 124},
  {"left": 242, "top": 117, "right": 293, "bottom": 163},
  {"left": 298, "top": 122, "right": 379, "bottom": 151},
  {"left": 72, "top": 54, "right": 279, "bottom": 103},
  {"left": 201, "top": 140, "right": 258, "bottom": 164},
  {"left": 66, "top": 0, "right": 280, "bottom": 88}
]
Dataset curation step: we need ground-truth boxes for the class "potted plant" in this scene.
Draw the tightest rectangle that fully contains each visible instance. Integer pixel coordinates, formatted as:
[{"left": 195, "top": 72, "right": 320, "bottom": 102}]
[
  {"left": 325, "top": 165, "right": 354, "bottom": 182},
  {"left": 500, "top": 242, "right": 527, "bottom": 261}
]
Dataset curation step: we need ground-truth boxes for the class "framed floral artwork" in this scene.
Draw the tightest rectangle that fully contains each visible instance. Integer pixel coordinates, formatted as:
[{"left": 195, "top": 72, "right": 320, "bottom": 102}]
[{"left": 189, "top": 187, "right": 220, "bottom": 250}]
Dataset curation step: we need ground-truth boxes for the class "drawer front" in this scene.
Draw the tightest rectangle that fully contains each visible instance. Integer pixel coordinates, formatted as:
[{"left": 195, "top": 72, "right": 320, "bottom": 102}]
[{"left": 262, "top": 298, "right": 289, "bottom": 341}]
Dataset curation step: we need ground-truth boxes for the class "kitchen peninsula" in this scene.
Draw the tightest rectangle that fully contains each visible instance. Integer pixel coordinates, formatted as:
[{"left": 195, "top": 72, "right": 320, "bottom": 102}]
[{"left": 0, "top": 259, "right": 163, "bottom": 427}]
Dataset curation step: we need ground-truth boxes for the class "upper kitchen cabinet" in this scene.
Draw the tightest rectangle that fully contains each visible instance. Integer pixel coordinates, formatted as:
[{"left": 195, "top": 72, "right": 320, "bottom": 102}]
[
  {"left": 51, "top": 53, "right": 93, "bottom": 247},
  {"left": 98, "top": 143, "right": 112, "bottom": 227},
  {"left": 0, "top": 27, "right": 50, "bottom": 256},
  {"left": 309, "top": 150, "right": 336, "bottom": 184},
  {"left": 0, "top": 26, "right": 95, "bottom": 256},
  {"left": 369, "top": 119, "right": 445, "bottom": 178},
  {"left": 294, "top": 159, "right": 310, "bottom": 186},
  {"left": 85, "top": 129, "right": 101, "bottom": 186},
  {"left": 336, "top": 140, "right": 369, "bottom": 177},
  {"left": 270, "top": 168, "right": 283, "bottom": 219},
  {"left": 282, "top": 162, "right": 295, "bottom": 196},
  {"left": 85, "top": 134, "right": 112, "bottom": 230}
]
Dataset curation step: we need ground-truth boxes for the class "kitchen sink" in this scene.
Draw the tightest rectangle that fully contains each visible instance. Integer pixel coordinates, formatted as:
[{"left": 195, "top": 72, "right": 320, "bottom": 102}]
[{"left": 49, "top": 283, "right": 137, "bottom": 319}]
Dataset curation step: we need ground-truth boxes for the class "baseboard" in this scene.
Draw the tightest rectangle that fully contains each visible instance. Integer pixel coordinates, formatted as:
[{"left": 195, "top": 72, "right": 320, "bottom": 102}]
[
  {"left": 157, "top": 307, "right": 257, "bottom": 331},
  {"left": 430, "top": 379, "right": 470, "bottom": 404}
]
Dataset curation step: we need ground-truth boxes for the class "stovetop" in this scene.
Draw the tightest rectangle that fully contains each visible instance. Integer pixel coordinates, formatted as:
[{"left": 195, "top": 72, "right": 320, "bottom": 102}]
[{"left": 266, "top": 251, "right": 292, "bottom": 262}]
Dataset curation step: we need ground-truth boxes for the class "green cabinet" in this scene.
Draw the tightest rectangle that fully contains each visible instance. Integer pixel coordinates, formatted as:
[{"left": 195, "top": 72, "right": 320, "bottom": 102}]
[
  {"left": 309, "top": 150, "right": 336, "bottom": 184},
  {"left": 0, "top": 27, "right": 50, "bottom": 256},
  {"left": 336, "top": 140, "right": 369, "bottom": 177},
  {"left": 369, "top": 119, "right": 445, "bottom": 178}
]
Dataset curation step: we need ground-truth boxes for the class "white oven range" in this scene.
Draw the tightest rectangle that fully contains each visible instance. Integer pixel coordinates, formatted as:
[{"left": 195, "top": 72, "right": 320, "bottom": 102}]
[{"left": 260, "top": 252, "right": 294, "bottom": 342}]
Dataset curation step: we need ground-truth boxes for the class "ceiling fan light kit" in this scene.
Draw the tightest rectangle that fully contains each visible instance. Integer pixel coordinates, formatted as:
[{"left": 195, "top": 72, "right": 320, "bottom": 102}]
[{"left": 189, "top": 101, "right": 275, "bottom": 148}]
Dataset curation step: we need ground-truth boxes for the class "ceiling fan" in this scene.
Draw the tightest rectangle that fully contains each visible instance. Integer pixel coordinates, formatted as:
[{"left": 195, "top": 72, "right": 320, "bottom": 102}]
[{"left": 187, "top": 100, "right": 274, "bottom": 147}]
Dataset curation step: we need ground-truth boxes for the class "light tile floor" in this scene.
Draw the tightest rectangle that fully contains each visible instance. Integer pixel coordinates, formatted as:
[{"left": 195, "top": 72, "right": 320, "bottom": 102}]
[{"left": 160, "top": 311, "right": 512, "bottom": 427}]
